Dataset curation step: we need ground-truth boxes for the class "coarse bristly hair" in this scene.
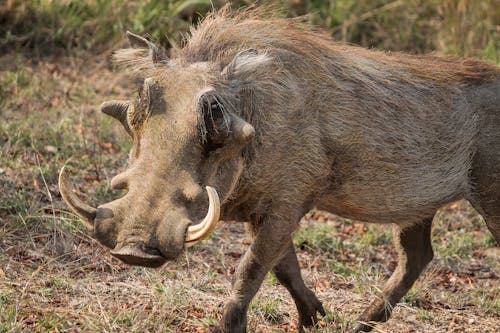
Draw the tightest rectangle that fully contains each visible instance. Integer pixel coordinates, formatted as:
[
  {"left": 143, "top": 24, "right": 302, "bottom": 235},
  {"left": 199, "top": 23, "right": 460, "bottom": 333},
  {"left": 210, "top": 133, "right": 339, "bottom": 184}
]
[
  {"left": 114, "top": 5, "right": 500, "bottom": 82},
  {"left": 112, "top": 5, "right": 500, "bottom": 224},
  {"left": 113, "top": 4, "right": 500, "bottom": 135}
]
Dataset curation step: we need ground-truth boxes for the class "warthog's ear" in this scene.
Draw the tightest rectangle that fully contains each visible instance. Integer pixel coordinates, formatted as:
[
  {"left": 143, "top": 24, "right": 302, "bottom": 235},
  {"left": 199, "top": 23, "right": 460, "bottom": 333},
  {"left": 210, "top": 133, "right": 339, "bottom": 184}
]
[
  {"left": 126, "top": 31, "right": 168, "bottom": 64},
  {"left": 222, "top": 48, "right": 271, "bottom": 78},
  {"left": 101, "top": 100, "right": 133, "bottom": 137}
]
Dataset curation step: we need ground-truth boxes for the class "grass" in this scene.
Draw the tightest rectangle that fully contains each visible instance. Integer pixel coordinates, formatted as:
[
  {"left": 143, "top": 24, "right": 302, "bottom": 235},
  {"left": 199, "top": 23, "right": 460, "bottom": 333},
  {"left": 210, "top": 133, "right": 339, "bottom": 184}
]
[
  {"left": 251, "top": 298, "right": 286, "bottom": 324},
  {"left": 1, "top": 1, "right": 499, "bottom": 332},
  {"left": 1, "top": 1, "right": 499, "bottom": 64}
]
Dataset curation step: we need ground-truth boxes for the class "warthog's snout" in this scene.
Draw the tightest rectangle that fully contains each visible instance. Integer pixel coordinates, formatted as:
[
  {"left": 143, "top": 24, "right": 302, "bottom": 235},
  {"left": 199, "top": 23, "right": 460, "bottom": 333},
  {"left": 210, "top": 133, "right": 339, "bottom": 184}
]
[
  {"left": 58, "top": 165, "right": 220, "bottom": 267},
  {"left": 91, "top": 199, "right": 192, "bottom": 267}
]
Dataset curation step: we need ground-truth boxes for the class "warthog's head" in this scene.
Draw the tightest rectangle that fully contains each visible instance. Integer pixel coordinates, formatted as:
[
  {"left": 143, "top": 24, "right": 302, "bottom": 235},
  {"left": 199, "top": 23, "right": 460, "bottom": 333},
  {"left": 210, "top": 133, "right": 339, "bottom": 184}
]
[{"left": 59, "top": 32, "right": 264, "bottom": 267}]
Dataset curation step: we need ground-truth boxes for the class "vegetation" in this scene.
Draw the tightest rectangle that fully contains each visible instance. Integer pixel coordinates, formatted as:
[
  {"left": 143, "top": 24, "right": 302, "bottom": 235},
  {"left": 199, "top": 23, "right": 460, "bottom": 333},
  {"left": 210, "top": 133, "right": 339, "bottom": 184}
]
[
  {"left": 0, "top": 1, "right": 499, "bottom": 332},
  {"left": 1, "top": 0, "right": 499, "bottom": 63}
]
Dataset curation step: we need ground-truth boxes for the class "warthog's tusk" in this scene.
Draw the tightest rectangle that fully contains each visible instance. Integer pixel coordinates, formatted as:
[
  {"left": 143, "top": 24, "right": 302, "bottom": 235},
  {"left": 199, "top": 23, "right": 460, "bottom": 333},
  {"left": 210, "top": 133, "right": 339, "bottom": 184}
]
[
  {"left": 185, "top": 186, "right": 220, "bottom": 247},
  {"left": 58, "top": 164, "right": 96, "bottom": 229}
]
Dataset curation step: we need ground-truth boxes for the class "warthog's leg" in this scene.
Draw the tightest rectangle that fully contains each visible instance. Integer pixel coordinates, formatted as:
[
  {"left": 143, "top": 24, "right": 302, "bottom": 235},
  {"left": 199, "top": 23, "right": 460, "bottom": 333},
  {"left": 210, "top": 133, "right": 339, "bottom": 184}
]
[
  {"left": 353, "top": 218, "right": 434, "bottom": 332},
  {"left": 272, "top": 242, "right": 326, "bottom": 331},
  {"left": 215, "top": 217, "right": 297, "bottom": 333},
  {"left": 468, "top": 199, "right": 500, "bottom": 244},
  {"left": 483, "top": 216, "right": 500, "bottom": 244}
]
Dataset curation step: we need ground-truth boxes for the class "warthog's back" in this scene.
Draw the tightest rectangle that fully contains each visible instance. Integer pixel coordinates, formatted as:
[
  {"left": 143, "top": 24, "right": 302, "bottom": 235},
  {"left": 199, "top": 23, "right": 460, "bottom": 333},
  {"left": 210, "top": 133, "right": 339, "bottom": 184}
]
[
  {"left": 312, "top": 69, "right": 478, "bottom": 223},
  {"left": 240, "top": 47, "right": 497, "bottom": 224}
]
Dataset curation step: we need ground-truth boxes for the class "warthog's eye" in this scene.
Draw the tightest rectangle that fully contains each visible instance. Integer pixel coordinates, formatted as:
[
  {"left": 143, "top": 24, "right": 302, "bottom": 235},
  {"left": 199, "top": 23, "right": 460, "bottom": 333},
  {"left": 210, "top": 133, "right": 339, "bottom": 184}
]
[
  {"left": 199, "top": 97, "right": 230, "bottom": 156},
  {"left": 205, "top": 102, "right": 224, "bottom": 133}
]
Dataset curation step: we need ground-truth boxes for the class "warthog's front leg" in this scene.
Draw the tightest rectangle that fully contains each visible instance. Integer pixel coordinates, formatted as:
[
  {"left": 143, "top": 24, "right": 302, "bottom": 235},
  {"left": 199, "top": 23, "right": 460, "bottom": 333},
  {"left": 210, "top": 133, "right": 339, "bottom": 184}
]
[
  {"left": 272, "top": 242, "right": 326, "bottom": 331},
  {"left": 215, "top": 216, "right": 297, "bottom": 333},
  {"left": 353, "top": 218, "right": 434, "bottom": 332}
]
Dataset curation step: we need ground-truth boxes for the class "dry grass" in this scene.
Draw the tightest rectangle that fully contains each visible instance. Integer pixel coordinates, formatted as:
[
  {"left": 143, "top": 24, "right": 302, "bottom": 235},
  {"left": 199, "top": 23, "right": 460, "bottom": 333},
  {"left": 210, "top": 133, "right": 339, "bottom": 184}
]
[
  {"left": 1, "top": 4, "right": 499, "bottom": 331},
  {"left": 1, "top": 193, "right": 499, "bottom": 332}
]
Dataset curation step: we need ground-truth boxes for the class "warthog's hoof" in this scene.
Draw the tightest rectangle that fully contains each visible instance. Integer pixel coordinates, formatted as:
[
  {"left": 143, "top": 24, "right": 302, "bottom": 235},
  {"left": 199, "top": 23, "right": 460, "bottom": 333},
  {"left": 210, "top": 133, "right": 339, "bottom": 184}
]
[{"left": 297, "top": 290, "right": 327, "bottom": 331}]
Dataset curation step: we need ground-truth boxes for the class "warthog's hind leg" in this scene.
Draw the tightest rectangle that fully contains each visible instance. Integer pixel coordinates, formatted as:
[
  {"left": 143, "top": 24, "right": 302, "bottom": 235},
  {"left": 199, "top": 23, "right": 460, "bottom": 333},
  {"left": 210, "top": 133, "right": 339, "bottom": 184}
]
[
  {"left": 468, "top": 196, "right": 500, "bottom": 245},
  {"left": 272, "top": 242, "right": 326, "bottom": 331},
  {"left": 483, "top": 215, "right": 500, "bottom": 244},
  {"left": 353, "top": 217, "right": 434, "bottom": 332}
]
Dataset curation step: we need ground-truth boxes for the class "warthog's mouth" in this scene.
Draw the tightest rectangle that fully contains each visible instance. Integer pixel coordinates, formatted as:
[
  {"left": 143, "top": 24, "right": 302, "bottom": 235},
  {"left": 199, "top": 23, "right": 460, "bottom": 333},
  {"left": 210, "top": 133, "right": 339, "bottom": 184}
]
[
  {"left": 110, "top": 244, "right": 166, "bottom": 268},
  {"left": 58, "top": 164, "right": 220, "bottom": 267}
]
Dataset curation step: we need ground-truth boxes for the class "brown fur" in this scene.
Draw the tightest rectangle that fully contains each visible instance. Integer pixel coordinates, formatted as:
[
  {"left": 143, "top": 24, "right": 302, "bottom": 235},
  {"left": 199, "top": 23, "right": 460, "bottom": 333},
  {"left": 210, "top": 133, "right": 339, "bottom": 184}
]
[{"left": 85, "top": 6, "right": 500, "bottom": 332}]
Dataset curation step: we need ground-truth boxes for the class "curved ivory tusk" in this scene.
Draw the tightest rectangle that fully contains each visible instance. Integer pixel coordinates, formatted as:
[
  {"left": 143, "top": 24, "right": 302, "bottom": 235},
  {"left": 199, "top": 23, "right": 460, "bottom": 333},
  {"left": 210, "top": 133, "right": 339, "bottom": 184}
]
[
  {"left": 185, "top": 186, "right": 220, "bottom": 247},
  {"left": 58, "top": 164, "right": 96, "bottom": 229}
]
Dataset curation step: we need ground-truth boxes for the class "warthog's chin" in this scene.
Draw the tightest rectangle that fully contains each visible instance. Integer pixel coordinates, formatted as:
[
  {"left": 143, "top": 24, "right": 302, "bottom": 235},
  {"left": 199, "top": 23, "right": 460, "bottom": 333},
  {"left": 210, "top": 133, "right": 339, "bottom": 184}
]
[{"left": 110, "top": 243, "right": 167, "bottom": 268}]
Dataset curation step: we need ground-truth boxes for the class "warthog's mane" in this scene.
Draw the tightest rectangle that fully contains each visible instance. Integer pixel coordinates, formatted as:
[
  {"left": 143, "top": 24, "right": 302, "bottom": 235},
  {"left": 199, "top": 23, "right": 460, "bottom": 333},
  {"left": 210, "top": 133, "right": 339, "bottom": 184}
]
[
  {"left": 114, "top": 6, "right": 500, "bottom": 83},
  {"left": 184, "top": 6, "right": 500, "bottom": 80}
]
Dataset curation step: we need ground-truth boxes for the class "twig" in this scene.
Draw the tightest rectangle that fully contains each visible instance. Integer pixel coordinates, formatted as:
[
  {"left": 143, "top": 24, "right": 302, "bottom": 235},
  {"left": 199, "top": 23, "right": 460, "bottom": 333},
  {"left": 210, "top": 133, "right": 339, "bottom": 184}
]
[{"left": 35, "top": 153, "right": 59, "bottom": 248}]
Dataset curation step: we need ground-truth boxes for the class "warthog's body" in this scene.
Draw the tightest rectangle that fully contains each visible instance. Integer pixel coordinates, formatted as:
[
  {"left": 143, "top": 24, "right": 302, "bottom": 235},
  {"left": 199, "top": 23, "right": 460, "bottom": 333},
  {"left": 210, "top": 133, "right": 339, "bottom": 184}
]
[{"left": 60, "top": 8, "right": 500, "bottom": 332}]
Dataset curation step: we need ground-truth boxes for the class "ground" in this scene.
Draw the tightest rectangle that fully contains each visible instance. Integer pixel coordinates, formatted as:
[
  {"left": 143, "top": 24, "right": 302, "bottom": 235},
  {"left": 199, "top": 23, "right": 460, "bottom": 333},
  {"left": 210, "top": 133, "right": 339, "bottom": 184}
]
[{"left": 0, "top": 52, "right": 499, "bottom": 333}]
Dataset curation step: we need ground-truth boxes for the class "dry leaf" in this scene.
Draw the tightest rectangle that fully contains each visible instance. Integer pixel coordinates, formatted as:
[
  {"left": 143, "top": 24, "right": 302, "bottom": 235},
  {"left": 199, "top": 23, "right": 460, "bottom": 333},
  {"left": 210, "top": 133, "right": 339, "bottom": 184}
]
[{"left": 51, "top": 96, "right": 60, "bottom": 107}]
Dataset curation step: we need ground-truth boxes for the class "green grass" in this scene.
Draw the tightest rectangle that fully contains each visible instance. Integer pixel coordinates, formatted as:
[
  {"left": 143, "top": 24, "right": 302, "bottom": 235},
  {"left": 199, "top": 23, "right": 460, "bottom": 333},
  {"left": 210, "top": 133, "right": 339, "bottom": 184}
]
[
  {"left": 416, "top": 309, "right": 436, "bottom": 321},
  {"left": 328, "top": 260, "right": 355, "bottom": 276},
  {"left": 0, "top": 52, "right": 131, "bottom": 229},
  {"left": 294, "top": 223, "right": 342, "bottom": 254},
  {"left": 479, "top": 288, "right": 500, "bottom": 315},
  {"left": 251, "top": 298, "right": 286, "bottom": 324},
  {"left": 0, "top": 293, "right": 17, "bottom": 332},
  {"left": 402, "top": 288, "right": 428, "bottom": 308},
  {"left": 432, "top": 202, "right": 496, "bottom": 262},
  {"left": 0, "top": 0, "right": 215, "bottom": 53},
  {"left": 2, "top": 0, "right": 499, "bottom": 64}
]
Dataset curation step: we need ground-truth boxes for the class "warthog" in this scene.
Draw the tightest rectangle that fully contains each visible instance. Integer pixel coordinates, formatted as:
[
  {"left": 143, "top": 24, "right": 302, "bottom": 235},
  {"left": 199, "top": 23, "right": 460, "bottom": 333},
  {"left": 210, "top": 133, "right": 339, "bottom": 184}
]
[{"left": 59, "top": 7, "right": 500, "bottom": 333}]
